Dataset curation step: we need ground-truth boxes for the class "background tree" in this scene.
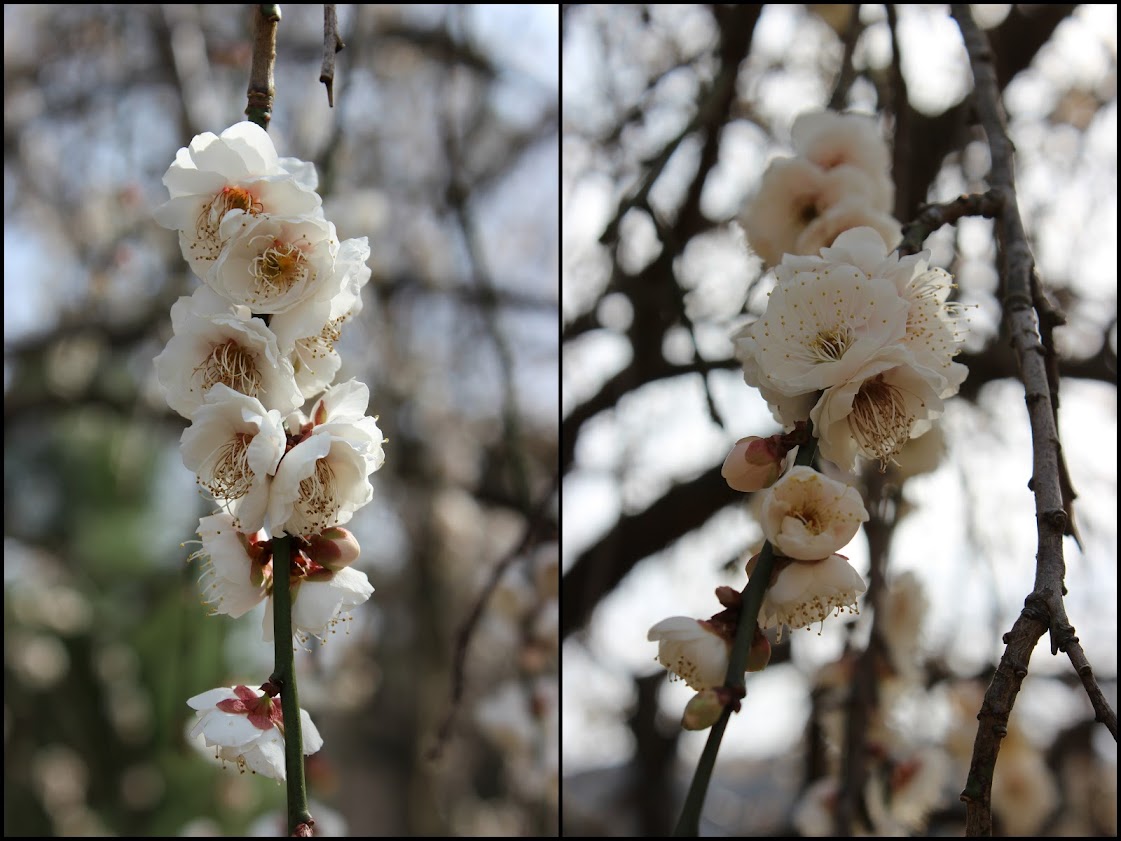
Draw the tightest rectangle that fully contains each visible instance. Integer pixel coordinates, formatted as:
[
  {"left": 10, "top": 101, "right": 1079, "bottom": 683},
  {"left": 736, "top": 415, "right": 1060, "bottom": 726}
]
[
  {"left": 4, "top": 5, "right": 558, "bottom": 836},
  {"left": 561, "top": 4, "right": 1115, "bottom": 836}
]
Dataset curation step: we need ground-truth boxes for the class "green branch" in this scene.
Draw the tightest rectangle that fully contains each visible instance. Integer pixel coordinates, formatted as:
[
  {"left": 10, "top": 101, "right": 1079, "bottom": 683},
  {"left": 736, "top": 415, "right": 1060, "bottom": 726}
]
[
  {"left": 673, "top": 429, "right": 819, "bottom": 836},
  {"left": 270, "top": 535, "right": 312, "bottom": 835}
]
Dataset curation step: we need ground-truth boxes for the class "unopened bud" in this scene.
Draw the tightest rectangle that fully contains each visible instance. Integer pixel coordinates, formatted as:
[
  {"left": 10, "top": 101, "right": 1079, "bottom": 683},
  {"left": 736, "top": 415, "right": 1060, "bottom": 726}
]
[
  {"left": 715, "top": 586, "right": 742, "bottom": 610},
  {"left": 746, "top": 627, "right": 771, "bottom": 672},
  {"left": 682, "top": 689, "right": 725, "bottom": 731},
  {"left": 721, "top": 436, "right": 787, "bottom": 492},
  {"left": 304, "top": 527, "right": 361, "bottom": 571}
]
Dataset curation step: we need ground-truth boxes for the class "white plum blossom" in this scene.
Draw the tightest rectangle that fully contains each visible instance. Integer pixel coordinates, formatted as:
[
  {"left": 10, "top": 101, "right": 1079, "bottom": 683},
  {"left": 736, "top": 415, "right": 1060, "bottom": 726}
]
[
  {"left": 189, "top": 513, "right": 270, "bottom": 619},
  {"left": 757, "top": 553, "right": 867, "bottom": 634},
  {"left": 735, "top": 264, "right": 910, "bottom": 397},
  {"left": 267, "top": 431, "right": 374, "bottom": 536},
  {"left": 794, "top": 199, "right": 902, "bottom": 256},
  {"left": 740, "top": 157, "right": 891, "bottom": 266},
  {"left": 186, "top": 685, "right": 322, "bottom": 781},
  {"left": 760, "top": 466, "right": 868, "bottom": 560},
  {"left": 262, "top": 565, "right": 373, "bottom": 644},
  {"left": 306, "top": 379, "right": 387, "bottom": 470},
  {"left": 804, "top": 227, "right": 969, "bottom": 396},
  {"left": 810, "top": 352, "right": 946, "bottom": 471},
  {"left": 154, "top": 286, "right": 303, "bottom": 418},
  {"left": 211, "top": 212, "right": 342, "bottom": 315},
  {"left": 647, "top": 617, "right": 732, "bottom": 691},
  {"left": 791, "top": 110, "right": 894, "bottom": 209},
  {"left": 179, "top": 385, "right": 287, "bottom": 532},
  {"left": 266, "top": 380, "right": 385, "bottom": 535},
  {"left": 153, "top": 121, "right": 323, "bottom": 280}
]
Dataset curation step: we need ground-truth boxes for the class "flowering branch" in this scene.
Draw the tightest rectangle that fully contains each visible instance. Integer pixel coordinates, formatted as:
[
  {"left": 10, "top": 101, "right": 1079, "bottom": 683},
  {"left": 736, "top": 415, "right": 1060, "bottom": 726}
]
[
  {"left": 951, "top": 4, "right": 1117, "bottom": 834},
  {"left": 673, "top": 431, "right": 819, "bottom": 837}
]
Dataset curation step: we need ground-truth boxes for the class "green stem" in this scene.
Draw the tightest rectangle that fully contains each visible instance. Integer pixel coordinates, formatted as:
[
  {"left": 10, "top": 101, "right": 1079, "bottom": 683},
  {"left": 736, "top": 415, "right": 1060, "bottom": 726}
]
[
  {"left": 673, "top": 429, "right": 818, "bottom": 836},
  {"left": 271, "top": 535, "right": 311, "bottom": 834}
]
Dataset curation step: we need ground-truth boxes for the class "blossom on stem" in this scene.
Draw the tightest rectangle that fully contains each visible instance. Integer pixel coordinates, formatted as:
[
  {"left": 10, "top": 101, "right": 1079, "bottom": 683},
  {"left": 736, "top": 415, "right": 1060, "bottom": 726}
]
[
  {"left": 646, "top": 617, "right": 732, "bottom": 691},
  {"left": 186, "top": 684, "right": 322, "bottom": 781},
  {"left": 189, "top": 513, "right": 271, "bottom": 619},
  {"left": 810, "top": 352, "right": 946, "bottom": 472},
  {"left": 756, "top": 553, "right": 867, "bottom": 635},
  {"left": 211, "top": 213, "right": 342, "bottom": 315},
  {"left": 721, "top": 436, "right": 787, "bottom": 492},
  {"left": 154, "top": 286, "right": 303, "bottom": 418},
  {"left": 153, "top": 122, "right": 323, "bottom": 280},
  {"left": 179, "top": 385, "right": 286, "bottom": 532},
  {"left": 735, "top": 264, "right": 909, "bottom": 398},
  {"left": 267, "top": 380, "right": 386, "bottom": 536},
  {"left": 760, "top": 466, "right": 868, "bottom": 560}
]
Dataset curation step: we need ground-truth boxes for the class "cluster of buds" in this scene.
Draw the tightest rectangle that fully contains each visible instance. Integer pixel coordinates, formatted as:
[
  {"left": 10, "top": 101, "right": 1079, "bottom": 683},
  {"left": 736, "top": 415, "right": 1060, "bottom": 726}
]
[{"left": 154, "top": 122, "right": 385, "bottom": 779}]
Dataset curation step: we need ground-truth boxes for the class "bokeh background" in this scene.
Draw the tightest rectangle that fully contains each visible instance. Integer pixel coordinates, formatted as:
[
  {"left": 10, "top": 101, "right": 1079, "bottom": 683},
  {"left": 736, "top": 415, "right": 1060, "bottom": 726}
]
[
  {"left": 561, "top": 4, "right": 1116, "bottom": 836},
  {"left": 5, "top": 4, "right": 558, "bottom": 836}
]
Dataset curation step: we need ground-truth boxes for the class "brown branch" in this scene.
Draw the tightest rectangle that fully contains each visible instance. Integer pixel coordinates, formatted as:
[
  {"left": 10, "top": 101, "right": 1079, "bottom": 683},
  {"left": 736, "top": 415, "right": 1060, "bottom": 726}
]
[
  {"left": 561, "top": 466, "right": 743, "bottom": 640},
  {"left": 897, "top": 191, "right": 1003, "bottom": 257},
  {"left": 426, "top": 479, "right": 558, "bottom": 760},
  {"left": 246, "top": 4, "right": 281, "bottom": 130},
  {"left": 950, "top": 5, "right": 1117, "bottom": 835},
  {"left": 835, "top": 476, "right": 897, "bottom": 834},
  {"left": 320, "top": 4, "right": 344, "bottom": 108}
]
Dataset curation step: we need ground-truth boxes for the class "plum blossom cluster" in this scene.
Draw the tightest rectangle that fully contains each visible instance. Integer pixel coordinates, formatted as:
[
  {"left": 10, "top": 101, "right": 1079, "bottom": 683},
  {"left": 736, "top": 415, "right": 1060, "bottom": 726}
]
[
  {"left": 649, "top": 114, "right": 969, "bottom": 738},
  {"left": 734, "top": 226, "right": 968, "bottom": 472},
  {"left": 740, "top": 111, "right": 901, "bottom": 266},
  {"left": 154, "top": 122, "right": 385, "bottom": 780}
]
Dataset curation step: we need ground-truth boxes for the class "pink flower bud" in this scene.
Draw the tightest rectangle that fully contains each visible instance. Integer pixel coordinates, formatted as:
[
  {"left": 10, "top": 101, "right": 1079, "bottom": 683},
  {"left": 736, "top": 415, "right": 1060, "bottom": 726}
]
[
  {"left": 682, "top": 689, "right": 725, "bottom": 731},
  {"left": 721, "top": 436, "right": 787, "bottom": 492},
  {"left": 304, "top": 527, "right": 361, "bottom": 571}
]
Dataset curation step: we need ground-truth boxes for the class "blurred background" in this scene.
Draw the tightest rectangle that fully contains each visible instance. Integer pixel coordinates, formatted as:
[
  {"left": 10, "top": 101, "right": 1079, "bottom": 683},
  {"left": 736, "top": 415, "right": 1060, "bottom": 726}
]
[
  {"left": 5, "top": 4, "right": 557, "bottom": 836},
  {"left": 561, "top": 4, "right": 1115, "bottom": 836}
]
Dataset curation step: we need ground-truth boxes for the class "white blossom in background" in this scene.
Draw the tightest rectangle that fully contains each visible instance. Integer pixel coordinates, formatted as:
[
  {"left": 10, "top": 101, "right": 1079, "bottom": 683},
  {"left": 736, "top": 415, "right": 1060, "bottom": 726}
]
[
  {"left": 794, "top": 199, "right": 903, "bottom": 255},
  {"left": 740, "top": 157, "right": 889, "bottom": 265},
  {"left": 740, "top": 109, "right": 898, "bottom": 265},
  {"left": 791, "top": 111, "right": 894, "bottom": 209},
  {"left": 186, "top": 685, "right": 322, "bottom": 781},
  {"left": 646, "top": 617, "right": 733, "bottom": 691}
]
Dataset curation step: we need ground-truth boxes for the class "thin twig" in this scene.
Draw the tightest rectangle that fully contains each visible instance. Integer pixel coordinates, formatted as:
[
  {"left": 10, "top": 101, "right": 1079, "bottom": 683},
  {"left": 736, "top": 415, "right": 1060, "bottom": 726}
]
[
  {"left": 427, "top": 479, "right": 558, "bottom": 761},
  {"left": 897, "top": 192, "right": 1003, "bottom": 256},
  {"left": 320, "top": 4, "right": 345, "bottom": 108},
  {"left": 950, "top": 5, "right": 1117, "bottom": 834},
  {"left": 827, "top": 6, "right": 865, "bottom": 111},
  {"left": 246, "top": 4, "right": 281, "bottom": 130}
]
